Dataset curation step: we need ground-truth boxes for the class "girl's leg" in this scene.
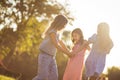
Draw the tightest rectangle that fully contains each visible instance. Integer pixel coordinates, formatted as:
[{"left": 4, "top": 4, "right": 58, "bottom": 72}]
[
  {"left": 48, "top": 58, "right": 58, "bottom": 80},
  {"left": 32, "top": 54, "right": 51, "bottom": 80}
]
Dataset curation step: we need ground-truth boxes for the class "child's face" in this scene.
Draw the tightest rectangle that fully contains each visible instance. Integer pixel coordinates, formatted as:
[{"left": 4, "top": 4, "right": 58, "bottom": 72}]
[{"left": 72, "top": 32, "right": 81, "bottom": 43}]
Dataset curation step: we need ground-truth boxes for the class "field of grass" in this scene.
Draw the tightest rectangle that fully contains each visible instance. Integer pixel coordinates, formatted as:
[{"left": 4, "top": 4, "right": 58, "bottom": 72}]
[{"left": 0, "top": 75, "right": 15, "bottom": 80}]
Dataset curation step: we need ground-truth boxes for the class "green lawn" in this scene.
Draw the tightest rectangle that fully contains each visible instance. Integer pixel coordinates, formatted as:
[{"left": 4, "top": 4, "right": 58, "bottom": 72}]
[{"left": 0, "top": 75, "right": 15, "bottom": 80}]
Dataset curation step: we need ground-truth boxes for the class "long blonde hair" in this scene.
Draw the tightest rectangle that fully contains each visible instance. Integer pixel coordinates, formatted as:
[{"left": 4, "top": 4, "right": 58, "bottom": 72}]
[{"left": 97, "top": 22, "right": 112, "bottom": 51}]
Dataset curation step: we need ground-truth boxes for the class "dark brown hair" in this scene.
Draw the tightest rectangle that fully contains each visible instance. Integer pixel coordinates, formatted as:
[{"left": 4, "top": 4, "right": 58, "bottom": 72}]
[{"left": 72, "top": 28, "right": 84, "bottom": 44}]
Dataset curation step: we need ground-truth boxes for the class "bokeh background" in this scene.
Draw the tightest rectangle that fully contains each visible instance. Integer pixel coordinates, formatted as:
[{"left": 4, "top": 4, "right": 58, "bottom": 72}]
[{"left": 0, "top": 0, "right": 120, "bottom": 80}]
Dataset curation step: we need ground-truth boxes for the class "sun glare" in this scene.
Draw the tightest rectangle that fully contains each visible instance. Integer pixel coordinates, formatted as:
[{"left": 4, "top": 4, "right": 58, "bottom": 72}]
[{"left": 58, "top": 0, "right": 120, "bottom": 73}]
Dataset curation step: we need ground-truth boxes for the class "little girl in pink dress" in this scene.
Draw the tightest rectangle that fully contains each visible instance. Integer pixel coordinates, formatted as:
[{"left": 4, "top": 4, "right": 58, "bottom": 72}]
[{"left": 63, "top": 28, "right": 89, "bottom": 80}]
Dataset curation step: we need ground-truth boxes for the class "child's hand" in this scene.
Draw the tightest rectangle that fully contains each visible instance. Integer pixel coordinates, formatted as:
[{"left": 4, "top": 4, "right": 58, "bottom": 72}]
[
  {"left": 87, "top": 46, "right": 91, "bottom": 51},
  {"left": 84, "top": 40, "right": 90, "bottom": 46},
  {"left": 66, "top": 52, "right": 71, "bottom": 58},
  {"left": 68, "top": 52, "right": 76, "bottom": 58}
]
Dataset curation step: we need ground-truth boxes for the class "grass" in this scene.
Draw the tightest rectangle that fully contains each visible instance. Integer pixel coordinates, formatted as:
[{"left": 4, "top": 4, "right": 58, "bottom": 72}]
[{"left": 0, "top": 75, "right": 15, "bottom": 80}]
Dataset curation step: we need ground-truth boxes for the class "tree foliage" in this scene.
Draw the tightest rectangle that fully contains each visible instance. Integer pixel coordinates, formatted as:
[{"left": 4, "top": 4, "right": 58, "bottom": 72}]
[
  {"left": 107, "top": 67, "right": 120, "bottom": 80},
  {"left": 0, "top": 0, "right": 72, "bottom": 59}
]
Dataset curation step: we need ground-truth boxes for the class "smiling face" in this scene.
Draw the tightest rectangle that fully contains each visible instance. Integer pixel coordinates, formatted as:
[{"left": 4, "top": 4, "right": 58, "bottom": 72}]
[
  {"left": 72, "top": 32, "right": 81, "bottom": 44},
  {"left": 71, "top": 28, "right": 84, "bottom": 44}
]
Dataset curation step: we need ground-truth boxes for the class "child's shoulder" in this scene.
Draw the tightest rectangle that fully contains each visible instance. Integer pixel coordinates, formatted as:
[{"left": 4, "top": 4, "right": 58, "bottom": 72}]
[{"left": 88, "top": 33, "right": 97, "bottom": 43}]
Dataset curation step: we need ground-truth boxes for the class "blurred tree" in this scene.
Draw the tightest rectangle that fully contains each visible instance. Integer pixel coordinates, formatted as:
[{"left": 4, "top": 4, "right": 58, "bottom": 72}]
[
  {"left": 62, "top": 30, "right": 72, "bottom": 49},
  {"left": 107, "top": 67, "right": 120, "bottom": 80},
  {"left": 0, "top": 0, "right": 73, "bottom": 62}
]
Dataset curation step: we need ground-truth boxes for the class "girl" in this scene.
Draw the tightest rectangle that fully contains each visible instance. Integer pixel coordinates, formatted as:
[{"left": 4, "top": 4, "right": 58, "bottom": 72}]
[
  {"left": 32, "top": 15, "right": 72, "bottom": 80},
  {"left": 63, "top": 28, "right": 89, "bottom": 80},
  {"left": 85, "top": 22, "right": 114, "bottom": 80}
]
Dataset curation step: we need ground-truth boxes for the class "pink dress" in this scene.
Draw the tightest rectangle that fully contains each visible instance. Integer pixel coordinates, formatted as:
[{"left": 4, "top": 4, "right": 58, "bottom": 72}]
[{"left": 63, "top": 44, "right": 86, "bottom": 80}]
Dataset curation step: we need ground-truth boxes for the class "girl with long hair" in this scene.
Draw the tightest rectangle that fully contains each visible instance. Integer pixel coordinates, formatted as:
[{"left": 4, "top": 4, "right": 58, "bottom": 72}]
[
  {"left": 32, "top": 15, "right": 72, "bottom": 80},
  {"left": 85, "top": 22, "right": 114, "bottom": 80}
]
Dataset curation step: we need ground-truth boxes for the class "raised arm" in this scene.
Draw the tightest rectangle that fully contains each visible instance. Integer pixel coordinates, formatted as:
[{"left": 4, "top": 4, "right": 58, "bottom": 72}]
[
  {"left": 49, "top": 32, "right": 72, "bottom": 57},
  {"left": 59, "top": 40, "right": 70, "bottom": 52},
  {"left": 88, "top": 34, "right": 96, "bottom": 44}
]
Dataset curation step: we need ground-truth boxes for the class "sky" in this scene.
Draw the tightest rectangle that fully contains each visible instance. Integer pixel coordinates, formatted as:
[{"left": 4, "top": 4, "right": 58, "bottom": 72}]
[{"left": 58, "top": 0, "right": 120, "bottom": 73}]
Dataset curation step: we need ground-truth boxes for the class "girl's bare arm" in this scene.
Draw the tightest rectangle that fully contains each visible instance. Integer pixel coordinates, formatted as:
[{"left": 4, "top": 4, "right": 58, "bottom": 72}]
[
  {"left": 49, "top": 32, "right": 71, "bottom": 56},
  {"left": 59, "top": 40, "right": 74, "bottom": 57},
  {"left": 59, "top": 40, "right": 69, "bottom": 52}
]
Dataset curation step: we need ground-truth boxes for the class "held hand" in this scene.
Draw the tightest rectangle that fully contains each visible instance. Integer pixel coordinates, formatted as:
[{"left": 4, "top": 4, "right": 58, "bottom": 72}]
[
  {"left": 67, "top": 53, "right": 73, "bottom": 58},
  {"left": 68, "top": 52, "right": 76, "bottom": 58}
]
